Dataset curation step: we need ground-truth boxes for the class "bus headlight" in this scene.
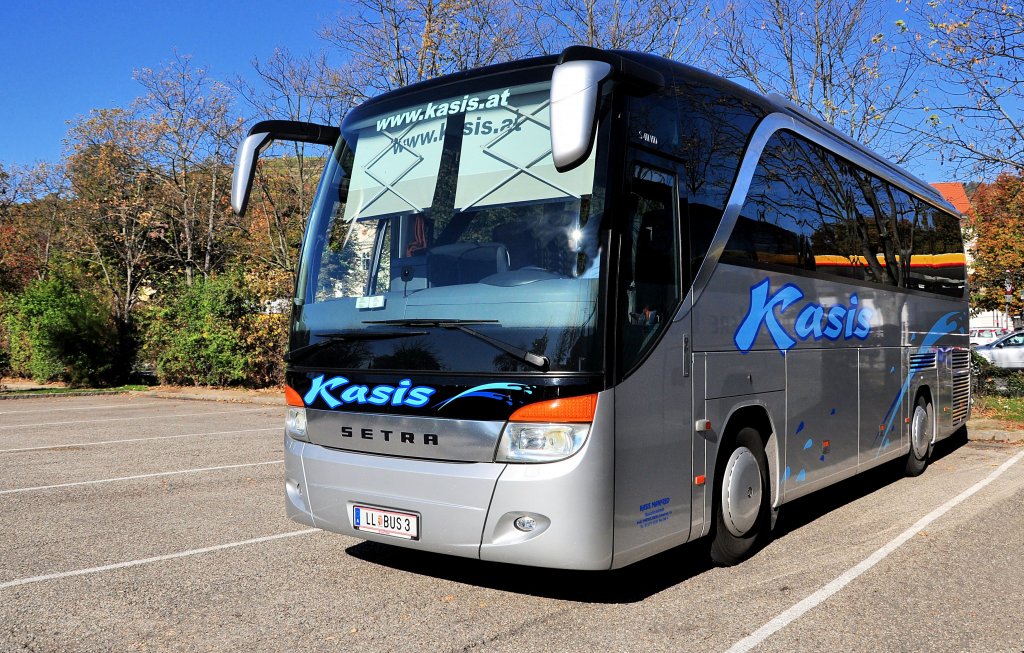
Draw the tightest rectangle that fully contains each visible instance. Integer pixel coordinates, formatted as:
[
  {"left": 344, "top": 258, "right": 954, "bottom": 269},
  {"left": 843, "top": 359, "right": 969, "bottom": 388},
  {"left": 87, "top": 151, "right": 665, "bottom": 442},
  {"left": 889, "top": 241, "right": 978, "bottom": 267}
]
[
  {"left": 285, "top": 407, "right": 307, "bottom": 441},
  {"left": 495, "top": 423, "right": 589, "bottom": 463},
  {"left": 495, "top": 394, "right": 598, "bottom": 463}
]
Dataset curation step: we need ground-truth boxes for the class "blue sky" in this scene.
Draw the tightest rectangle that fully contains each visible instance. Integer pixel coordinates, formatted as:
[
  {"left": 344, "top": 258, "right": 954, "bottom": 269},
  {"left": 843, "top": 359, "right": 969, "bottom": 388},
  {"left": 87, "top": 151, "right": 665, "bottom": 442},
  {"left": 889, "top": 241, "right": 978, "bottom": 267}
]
[
  {"left": 1, "top": 1, "right": 964, "bottom": 182},
  {"left": 0, "top": 0, "right": 340, "bottom": 167}
]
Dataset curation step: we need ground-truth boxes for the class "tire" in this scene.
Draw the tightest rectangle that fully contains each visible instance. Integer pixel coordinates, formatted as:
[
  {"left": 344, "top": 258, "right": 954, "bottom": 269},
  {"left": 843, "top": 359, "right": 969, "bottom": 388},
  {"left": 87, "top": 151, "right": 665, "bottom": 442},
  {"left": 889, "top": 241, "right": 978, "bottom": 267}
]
[
  {"left": 710, "top": 427, "right": 770, "bottom": 566},
  {"left": 905, "top": 395, "right": 932, "bottom": 477}
]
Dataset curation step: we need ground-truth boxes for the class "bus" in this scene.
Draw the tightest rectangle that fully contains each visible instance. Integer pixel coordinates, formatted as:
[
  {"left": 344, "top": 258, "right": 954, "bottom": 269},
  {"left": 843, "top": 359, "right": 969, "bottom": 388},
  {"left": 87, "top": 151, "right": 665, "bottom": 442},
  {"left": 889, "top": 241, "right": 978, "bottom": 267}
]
[{"left": 231, "top": 46, "right": 970, "bottom": 569}]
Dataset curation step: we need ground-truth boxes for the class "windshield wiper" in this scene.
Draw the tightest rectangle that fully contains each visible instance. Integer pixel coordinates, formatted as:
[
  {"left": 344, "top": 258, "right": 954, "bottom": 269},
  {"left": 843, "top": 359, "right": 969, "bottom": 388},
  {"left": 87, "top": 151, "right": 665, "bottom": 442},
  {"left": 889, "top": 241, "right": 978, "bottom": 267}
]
[
  {"left": 363, "top": 319, "right": 550, "bottom": 372},
  {"left": 285, "top": 329, "right": 427, "bottom": 364}
]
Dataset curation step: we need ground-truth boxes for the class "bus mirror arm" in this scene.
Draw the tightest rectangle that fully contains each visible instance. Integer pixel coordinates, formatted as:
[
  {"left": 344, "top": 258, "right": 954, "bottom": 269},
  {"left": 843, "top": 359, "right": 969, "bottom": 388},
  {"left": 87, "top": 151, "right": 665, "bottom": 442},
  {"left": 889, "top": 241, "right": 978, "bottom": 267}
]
[
  {"left": 556, "top": 46, "right": 664, "bottom": 91},
  {"left": 231, "top": 120, "right": 341, "bottom": 216}
]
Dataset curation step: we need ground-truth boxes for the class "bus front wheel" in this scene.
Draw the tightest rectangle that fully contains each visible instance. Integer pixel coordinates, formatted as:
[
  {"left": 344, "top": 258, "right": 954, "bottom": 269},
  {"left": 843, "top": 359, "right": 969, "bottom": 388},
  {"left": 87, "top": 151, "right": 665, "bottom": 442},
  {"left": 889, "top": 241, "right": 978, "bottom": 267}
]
[
  {"left": 905, "top": 396, "right": 932, "bottom": 477},
  {"left": 710, "top": 427, "right": 770, "bottom": 566}
]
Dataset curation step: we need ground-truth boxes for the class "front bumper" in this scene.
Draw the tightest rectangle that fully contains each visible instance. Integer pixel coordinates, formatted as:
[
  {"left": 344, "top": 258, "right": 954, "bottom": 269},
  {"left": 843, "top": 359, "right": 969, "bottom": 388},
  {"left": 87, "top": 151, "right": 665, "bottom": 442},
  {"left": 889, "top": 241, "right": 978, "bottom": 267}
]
[{"left": 284, "top": 418, "right": 613, "bottom": 570}]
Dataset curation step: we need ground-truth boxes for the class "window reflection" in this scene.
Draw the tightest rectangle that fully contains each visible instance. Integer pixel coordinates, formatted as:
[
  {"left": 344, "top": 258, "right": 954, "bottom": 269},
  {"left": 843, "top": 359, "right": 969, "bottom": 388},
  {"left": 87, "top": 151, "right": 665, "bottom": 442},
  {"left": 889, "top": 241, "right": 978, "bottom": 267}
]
[{"left": 724, "top": 130, "right": 966, "bottom": 297}]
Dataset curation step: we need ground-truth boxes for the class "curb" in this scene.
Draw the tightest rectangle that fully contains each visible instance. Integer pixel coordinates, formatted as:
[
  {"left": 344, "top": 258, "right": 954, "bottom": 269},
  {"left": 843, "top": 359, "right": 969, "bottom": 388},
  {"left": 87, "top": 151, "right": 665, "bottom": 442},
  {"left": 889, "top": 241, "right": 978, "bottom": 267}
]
[
  {"left": 966, "top": 429, "right": 1024, "bottom": 444},
  {"left": 0, "top": 390, "right": 134, "bottom": 401},
  {"left": 139, "top": 390, "right": 282, "bottom": 407}
]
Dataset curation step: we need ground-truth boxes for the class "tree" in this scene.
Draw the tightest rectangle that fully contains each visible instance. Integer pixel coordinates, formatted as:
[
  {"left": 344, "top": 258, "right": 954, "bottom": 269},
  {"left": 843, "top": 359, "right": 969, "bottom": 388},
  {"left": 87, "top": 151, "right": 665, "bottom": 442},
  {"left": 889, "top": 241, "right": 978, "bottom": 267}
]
[
  {"left": 4, "top": 274, "right": 117, "bottom": 386},
  {"left": 0, "top": 163, "right": 23, "bottom": 293},
  {"left": 232, "top": 48, "right": 357, "bottom": 295},
  {"left": 907, "top": 0, "right": 1024, "bottom": 176},
  {"left": 967, "top": 173, "right": 1024, "bottom": 313},
  {"left": 319, "top": 0, "right": 524, "bottom": 97},
  {"left": 0, "top": 163, "right": 11, "bottom": 213},
  {"left": 141, "top": 275, "right": 251, "bottom": 386},
  {"left": 135, "top": 53, "right": 244, "bottom": 284},
  {"left": 712, "top": 0, "right": 922, "bottom": 159},
  {"left": 0, "top": 163, "right": 71, "bottom": 293},
  {"left": 517, "top": 0, "right": 714, "bottom": 61},
  {"left": 65, "top": 106, "right": 163, "bottom": 371}
]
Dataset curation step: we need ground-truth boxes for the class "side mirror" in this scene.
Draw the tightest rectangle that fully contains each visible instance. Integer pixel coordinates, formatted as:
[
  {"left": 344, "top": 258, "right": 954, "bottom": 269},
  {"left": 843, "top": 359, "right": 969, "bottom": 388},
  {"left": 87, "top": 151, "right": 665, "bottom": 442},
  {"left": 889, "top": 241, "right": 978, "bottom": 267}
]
[
  {"left": 549, "top": 60, "right": 612, "bottom": 173},
  {"left": 231, "top": 120, "right": 340, "bottom": 216}
]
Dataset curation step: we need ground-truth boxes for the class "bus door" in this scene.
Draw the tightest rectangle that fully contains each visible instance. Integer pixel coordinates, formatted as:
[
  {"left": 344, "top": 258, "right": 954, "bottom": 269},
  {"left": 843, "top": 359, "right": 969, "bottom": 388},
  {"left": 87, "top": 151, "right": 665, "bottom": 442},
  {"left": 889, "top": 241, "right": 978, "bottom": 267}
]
[{"left": 612, "top": 157, "right": 694, "bottom": 563}]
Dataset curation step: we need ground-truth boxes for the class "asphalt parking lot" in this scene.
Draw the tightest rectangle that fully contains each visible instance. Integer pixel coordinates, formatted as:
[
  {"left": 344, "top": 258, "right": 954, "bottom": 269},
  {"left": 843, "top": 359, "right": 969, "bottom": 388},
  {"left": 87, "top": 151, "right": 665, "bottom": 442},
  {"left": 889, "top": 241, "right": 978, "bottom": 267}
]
[{"left": 1, "top": 394, "right": 1022, "bottom": 652}]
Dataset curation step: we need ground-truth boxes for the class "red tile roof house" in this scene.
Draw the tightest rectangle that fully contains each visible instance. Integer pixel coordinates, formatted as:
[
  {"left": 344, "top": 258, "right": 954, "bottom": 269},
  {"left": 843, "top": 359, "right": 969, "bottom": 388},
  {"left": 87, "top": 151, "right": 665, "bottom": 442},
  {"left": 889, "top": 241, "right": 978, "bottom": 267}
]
[{"left": 931, "top": 182, "right": 973, "bottom": 216}]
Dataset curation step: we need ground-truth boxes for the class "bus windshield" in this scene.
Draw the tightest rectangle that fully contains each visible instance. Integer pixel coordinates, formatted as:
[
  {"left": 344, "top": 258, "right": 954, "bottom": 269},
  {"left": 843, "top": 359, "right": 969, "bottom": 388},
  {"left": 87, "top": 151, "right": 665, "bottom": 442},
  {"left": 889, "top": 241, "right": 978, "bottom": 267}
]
[{"left": 294, "top": 76, "right": 604, "bottom": 374}]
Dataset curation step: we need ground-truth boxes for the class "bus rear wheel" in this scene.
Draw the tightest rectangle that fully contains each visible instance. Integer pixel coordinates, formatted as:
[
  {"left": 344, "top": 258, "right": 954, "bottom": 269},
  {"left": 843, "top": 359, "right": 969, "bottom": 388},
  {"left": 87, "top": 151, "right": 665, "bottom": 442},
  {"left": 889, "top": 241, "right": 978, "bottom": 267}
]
[
  {"left": 905, "top": 396, "right": 932, "bottom": 477},
  {"left": 710, "top": 427, "right": 770, "bottom": 566}
]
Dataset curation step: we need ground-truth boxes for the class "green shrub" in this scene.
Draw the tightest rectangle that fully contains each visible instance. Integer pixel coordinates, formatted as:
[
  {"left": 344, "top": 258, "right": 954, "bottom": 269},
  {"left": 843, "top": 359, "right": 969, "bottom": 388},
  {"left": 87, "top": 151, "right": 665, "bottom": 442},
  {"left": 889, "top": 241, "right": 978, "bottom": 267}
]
[
  {"left": 238, "top": 312, "right": 288, "bottom": 388},
  {"left": 2, "top": 276, "right": 117, "bottom": 386},
  {"left": 142, "top": 276, "right": 252, "bottom": 386},
  {"left": 972, "top": 349, "right": 1024, "bottom": 396}
]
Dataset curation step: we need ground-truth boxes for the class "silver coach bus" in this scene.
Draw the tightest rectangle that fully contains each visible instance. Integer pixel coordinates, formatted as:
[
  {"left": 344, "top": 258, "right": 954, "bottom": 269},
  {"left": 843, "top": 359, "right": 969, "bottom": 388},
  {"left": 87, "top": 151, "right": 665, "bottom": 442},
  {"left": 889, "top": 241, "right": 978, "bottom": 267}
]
[{"left": 231, "top": 47, "right": 970, "bottom": 569}]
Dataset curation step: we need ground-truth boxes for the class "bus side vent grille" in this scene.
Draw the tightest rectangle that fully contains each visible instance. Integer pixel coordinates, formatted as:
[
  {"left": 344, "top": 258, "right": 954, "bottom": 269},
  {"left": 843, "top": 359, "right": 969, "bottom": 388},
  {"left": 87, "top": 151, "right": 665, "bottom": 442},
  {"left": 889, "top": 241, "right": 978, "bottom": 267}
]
[
  {"left": 952, "top": 373, "right": 970, "bottom": 424},
  {"left": 950, "top": 349, "right": 971, "bottom": 370},
  {"left": 909, "top": 353, "right": 937, "bottom": 372}
]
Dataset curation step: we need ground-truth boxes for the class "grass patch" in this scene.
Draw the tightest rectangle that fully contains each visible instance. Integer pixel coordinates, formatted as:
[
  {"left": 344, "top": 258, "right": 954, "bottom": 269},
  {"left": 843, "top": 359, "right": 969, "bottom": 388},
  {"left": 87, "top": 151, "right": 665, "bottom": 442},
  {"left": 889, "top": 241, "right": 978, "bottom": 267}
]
[
  {"left": 971, "top": 394, "right": 1024, "bottom": 425},
  {"left": 0, "top": 385, "right": 149, "bottom": 396}
]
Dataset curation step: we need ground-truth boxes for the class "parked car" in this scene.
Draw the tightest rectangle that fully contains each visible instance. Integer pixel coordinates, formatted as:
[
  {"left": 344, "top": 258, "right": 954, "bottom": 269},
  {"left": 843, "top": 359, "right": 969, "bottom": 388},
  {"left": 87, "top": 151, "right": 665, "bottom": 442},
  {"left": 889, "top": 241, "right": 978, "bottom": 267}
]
[
  {"left": 974, "top": 330, "right": 1024, "bottom": 369},
  {"left": 969, "top": 327, "right": 1012, "bottom": 347}
]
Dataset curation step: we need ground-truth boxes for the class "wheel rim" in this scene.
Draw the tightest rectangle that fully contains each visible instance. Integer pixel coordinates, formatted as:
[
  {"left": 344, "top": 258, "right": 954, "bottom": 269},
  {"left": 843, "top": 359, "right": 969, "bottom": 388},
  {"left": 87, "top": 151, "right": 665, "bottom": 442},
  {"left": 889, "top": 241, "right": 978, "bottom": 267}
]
[
  {"left": 722, "top": 446, "right": 762, "bottom": 537},
  {"left": 911, "top": 403, "right": 930, "bottom": 460}
]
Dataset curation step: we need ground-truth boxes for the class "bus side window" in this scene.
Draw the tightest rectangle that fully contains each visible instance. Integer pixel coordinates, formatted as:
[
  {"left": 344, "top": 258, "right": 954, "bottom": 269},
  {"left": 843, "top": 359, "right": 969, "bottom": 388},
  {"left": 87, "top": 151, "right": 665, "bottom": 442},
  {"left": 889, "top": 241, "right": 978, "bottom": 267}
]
[
  {"left": 621, "top": 165, "right": 681, "bottom": 369},
  {"left": 907, "top": 201, "right": 966, "bottom": 297}
]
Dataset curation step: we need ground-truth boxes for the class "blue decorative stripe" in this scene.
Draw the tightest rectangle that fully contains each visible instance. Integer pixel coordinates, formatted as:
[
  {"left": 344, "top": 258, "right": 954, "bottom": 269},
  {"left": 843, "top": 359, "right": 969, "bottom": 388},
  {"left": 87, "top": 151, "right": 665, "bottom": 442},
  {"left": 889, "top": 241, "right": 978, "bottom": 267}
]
[{"left": 434, "top": 383, "right": 534, "bottom": 409}]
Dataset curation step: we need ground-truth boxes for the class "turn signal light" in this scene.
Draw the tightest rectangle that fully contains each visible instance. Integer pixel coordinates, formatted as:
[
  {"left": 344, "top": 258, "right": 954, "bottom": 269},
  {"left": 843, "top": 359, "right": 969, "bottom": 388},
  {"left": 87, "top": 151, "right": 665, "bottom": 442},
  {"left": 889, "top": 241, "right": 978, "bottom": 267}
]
[
  {"left": 285, "top": 385, "right": 304, "bottom": 407},
  {"left": 508, "top": 393, "right": 598, "bottom": 423}
]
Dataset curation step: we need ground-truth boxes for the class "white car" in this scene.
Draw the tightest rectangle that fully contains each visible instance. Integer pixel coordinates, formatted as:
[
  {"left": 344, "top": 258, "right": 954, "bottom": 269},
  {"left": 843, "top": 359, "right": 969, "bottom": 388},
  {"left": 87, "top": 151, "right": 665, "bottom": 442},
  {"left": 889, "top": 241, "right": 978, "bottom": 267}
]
[
  {"left": 974, "top": 330, "right": 1024, "bottom": 369},
  {"left": 970, "top": 327, "right": 1011, "bottom": 347}
]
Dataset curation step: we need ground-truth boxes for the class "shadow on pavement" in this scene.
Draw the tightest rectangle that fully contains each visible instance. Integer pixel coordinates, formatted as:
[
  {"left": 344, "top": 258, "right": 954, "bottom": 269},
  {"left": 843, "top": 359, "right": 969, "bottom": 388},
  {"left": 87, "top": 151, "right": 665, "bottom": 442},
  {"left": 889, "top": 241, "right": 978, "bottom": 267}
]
[
  {"left": 346, "top": 434, "right": 972, "bottom": 603},
  {"left": 346, "top": 536, "right": 714, "bottom": 604},
  {"left": 771, "top": 431, "right": 968, "bottom": 538}
]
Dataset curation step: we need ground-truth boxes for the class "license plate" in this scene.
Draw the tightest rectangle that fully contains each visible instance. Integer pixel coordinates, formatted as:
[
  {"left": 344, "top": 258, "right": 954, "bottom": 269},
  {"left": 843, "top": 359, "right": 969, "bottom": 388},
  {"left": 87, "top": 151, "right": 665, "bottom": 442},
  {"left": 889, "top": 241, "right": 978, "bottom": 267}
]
[{"left": 352, "top": 505, "right": 419, "bottom": 540}]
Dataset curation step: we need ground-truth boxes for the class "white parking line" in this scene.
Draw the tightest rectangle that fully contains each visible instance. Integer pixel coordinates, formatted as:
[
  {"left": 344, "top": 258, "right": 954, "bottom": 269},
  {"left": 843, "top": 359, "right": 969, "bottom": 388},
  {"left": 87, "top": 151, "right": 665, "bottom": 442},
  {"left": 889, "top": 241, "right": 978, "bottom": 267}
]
[
  {"left": 726, "top": 450, "right": 1024, "bottom": 653},
  {"left": 0, "top": 407, "right": 274, "bottom": 430},
  {"left": 0, "top": 427, "right": 279, "bottom": 453},
  {"left": 0, "top": 460, "right": 284, "bottom": 495},
  {"left": 0, "top": 401, "right": 166, "bottom": 415},
  {"left": 0, "top": 529, "right": 319, "bottom": 590}
]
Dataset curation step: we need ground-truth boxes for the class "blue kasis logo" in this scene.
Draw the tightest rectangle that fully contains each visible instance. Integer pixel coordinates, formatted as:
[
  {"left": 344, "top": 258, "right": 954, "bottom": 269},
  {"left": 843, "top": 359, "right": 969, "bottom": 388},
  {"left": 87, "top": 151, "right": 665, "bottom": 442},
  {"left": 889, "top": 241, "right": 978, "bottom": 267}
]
[
  {"left": 734, "top": 279, "right": 874, "bottom": 353},
  {"left": 304, "top": 375, "right": 436, "bottom": 409}
]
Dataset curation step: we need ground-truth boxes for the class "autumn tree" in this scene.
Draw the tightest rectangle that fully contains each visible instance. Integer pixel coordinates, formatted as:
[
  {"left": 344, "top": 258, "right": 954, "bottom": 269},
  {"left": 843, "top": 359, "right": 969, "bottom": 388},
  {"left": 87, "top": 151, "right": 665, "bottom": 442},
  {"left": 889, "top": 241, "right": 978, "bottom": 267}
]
[
  {"left": 135, "top": 54, "right": 244, "bottom": 285},
  {"left": 906, "top": 0, "right": 1024, "bottom": 176},
  {"left": 966, "top": 173, "right": 1024, "bottom": 313},
  {"left": 65, "top": 107, "right": 163, "bottom": 367},
  {"left": 711, "top": 0, "right": 922, "bottom": 159},
  {"left": 0, "top": 163, "right": 71, "bottom": 293},
  {"left": 0, "top": 163, "right": 20, "bottom": 293}
]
